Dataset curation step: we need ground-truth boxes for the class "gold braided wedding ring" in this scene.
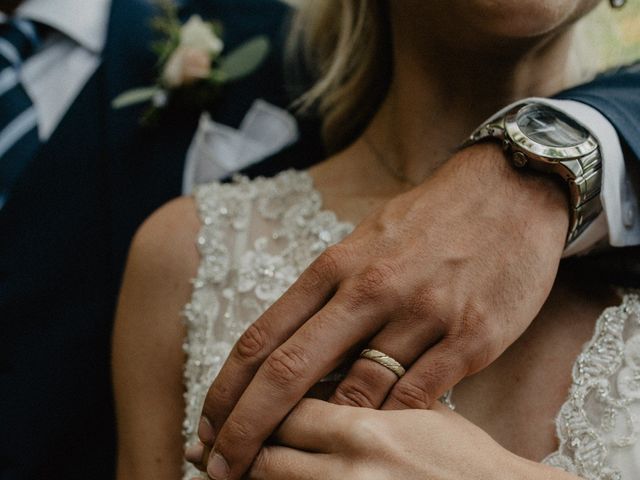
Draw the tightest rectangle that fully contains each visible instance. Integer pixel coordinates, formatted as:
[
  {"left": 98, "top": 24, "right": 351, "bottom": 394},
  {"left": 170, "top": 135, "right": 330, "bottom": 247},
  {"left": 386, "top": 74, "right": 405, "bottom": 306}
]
[{"left": 359, "top": 349, "right": 406, "bottom": 378}]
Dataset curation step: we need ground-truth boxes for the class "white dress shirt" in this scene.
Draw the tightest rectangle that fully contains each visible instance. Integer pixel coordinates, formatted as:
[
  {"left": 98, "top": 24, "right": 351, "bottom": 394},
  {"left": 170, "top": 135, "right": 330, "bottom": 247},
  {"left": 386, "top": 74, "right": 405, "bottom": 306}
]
[{"left": 2, "top": 0, "right": 111, "bottom": 141}]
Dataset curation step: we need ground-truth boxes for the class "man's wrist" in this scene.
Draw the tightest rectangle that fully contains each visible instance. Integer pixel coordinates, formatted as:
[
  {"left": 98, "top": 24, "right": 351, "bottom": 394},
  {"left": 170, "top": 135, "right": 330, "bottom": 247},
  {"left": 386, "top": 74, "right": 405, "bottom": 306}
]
[
  {"left": 453, "top": 142, "right": 570, "bottom": 244},
  {"left": 464, "top": 101, "right": 604, "bottom": 246}
]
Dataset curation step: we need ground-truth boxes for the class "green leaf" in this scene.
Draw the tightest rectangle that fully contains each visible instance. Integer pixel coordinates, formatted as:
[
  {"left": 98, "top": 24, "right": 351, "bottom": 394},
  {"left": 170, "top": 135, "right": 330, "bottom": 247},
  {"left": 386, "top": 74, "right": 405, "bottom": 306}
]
[
  {"left": 155, "top": 34, "right": 180, "bottom": 66},
  {"left": 216, "top": 36, "right": 271, "bottom": 83},
  {"left": 111, "top": 87, "right": 160, "bottom": 109},
  {"left": 210, "top": 70, "right": 227, "bottom": 84}
]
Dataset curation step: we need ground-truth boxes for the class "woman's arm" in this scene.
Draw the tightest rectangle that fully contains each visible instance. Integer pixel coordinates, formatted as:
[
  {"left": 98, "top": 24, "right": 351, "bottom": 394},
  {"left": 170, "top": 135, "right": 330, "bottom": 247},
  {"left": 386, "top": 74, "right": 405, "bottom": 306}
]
[
  {"left": 112, "top": 197, "right": 201, "bottom": 480},
  {"left": 246, "top": 399, "right": 582, "bottom": 480}
]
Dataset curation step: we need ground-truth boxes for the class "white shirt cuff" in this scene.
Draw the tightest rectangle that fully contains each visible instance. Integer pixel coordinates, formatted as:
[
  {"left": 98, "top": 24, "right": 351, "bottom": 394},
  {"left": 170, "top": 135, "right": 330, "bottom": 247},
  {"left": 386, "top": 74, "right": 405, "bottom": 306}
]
[{"left": 478, "top": 97, "right": 640, "bottom": 256}]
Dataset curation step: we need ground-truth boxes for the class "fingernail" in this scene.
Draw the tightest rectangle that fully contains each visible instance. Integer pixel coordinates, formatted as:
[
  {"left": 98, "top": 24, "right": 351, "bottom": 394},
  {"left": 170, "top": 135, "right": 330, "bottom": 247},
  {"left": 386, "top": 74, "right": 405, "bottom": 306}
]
[
  {"left": 207, "top": 452, "right": 229, "bottom": 480},
  {"left": 184, "top": 442, "right": 205, "bottom": 463},
  {"left": 198, "top": 416, "right": 215, "bottom": 444}
]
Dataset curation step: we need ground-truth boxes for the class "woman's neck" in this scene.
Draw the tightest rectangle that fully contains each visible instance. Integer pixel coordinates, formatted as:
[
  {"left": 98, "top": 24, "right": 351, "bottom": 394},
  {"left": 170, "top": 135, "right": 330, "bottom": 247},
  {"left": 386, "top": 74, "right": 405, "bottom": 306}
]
[{"left": 362, "top": 17, "right": 583, "bottom": 187}]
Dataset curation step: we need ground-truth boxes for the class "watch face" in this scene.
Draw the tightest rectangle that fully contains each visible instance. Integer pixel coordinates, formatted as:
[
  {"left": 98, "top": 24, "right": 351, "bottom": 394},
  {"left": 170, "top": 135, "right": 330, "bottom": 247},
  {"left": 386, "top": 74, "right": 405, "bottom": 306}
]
[{"left": 516, "top": 105, "right": 589, "bottom": 148}]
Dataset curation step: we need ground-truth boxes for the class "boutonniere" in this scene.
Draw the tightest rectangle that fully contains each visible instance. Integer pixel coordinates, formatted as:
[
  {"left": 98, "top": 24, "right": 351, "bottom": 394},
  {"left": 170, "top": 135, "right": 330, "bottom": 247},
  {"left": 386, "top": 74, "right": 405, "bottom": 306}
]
[{"left": 112, "top": 0, "right": 271, "bottom": 125}]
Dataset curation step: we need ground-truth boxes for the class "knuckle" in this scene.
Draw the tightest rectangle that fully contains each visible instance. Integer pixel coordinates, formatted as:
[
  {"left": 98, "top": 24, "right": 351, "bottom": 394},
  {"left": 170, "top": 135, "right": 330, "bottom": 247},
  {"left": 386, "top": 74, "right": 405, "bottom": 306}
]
[
  {"left": 416, "top": 346, "right": 469, "bottom": 395},
  {"left": 234, "top": 322, "right": 270, "bottom": 363},
  {"left": 345, "top": 412, "right": 383, "bottom": 446},
  {"left": 462, "top": 300, "right": 488, "bottom": 329},
  {"left": 390, "top": 379, "right": 430, "bottom": 409},
  {"left": 217, "top": 416, "right": 253, "bottom": 455},
  {"left": 201, "top": 383, "right": 229, "bottom": 420},
  {"left": 453, "top": 333, "right": 498, "bottom": 374},
  {"left": 333, "top": 380, "right": 378, "bottom": 408},
  {"left": 200, "top": 377, "right": 247, "bottom": 429},
  {"left": 297, "top": 244, "right": 346, "bottom": 294},
  {"left": 361, "top": 266, "right": 390, "bottom": 296},
  {"left": 345, "top": 262, "right": 400, "bottom": 309},
  {"left": 409, "top": 286, "right": 448, "bottom": 324},
  {"left": 455, "top": 301, "right": 494, "bottom": 346},
  {"left": 249, "top": 447, "right": 274, "bottom": 479},
  {"left": 471, "top": 344, "right": 496, "bottom": 373},
  {"left": 420, "top": 286, "right": 447, "bottom": 313},
  {"left": 262, "top": 344, "right": 309, "bottom": 390},
  {"left": 316, "top": 246, "right": 344, "bottom": 277}
]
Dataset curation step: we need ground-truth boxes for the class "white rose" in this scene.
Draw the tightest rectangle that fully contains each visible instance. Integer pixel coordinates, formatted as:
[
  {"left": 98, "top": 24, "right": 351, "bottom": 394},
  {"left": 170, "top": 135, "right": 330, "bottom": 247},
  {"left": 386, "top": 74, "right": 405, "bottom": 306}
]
[
  {"left": 180, "top": 15, "right": 224, "bottom": 57},
  {"left": 162, "top": 46, "right": 213, "bottom": 88},
  {"left": 162, "top": 15, "right": 224, "bottom": 88}
]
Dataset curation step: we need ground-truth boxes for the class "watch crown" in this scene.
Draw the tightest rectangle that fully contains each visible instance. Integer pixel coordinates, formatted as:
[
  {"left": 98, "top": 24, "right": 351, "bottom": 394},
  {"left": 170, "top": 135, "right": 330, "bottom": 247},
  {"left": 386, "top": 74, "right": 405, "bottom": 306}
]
[{"left": 512, "top": 151, "right": 528, "bottom": 168}]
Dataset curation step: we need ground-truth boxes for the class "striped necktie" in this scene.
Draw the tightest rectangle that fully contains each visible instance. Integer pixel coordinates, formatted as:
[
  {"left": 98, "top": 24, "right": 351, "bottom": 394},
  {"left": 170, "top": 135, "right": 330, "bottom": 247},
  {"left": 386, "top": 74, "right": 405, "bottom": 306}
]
[{"left": 0, "top": 18, "right": 41, "bottom": 209}]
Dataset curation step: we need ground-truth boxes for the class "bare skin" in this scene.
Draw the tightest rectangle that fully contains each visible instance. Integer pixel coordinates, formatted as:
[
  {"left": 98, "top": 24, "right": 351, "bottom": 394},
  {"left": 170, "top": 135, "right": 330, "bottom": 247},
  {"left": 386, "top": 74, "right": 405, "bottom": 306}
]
[
  {"left": 196, "top": 2, "right": 603, "bottom": 473},
  {"left": 248, "top": 399, "right": 583, "bottom": 480},
  {"left": 112, "top": 0, "right": 614, "bottom": 478},
  {"left": 112, "top": 180, "right": 615, "bottom": 479},
  {"left": 112, "top": 199, "right": 201, "bottom": 480}
]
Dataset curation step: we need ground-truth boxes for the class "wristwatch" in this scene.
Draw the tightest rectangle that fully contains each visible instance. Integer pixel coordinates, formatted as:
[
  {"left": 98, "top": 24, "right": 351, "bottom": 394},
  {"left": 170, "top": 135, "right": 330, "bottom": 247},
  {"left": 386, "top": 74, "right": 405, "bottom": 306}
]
[{"left": 465, "top": 102, "right": 602, "bottom": 244}]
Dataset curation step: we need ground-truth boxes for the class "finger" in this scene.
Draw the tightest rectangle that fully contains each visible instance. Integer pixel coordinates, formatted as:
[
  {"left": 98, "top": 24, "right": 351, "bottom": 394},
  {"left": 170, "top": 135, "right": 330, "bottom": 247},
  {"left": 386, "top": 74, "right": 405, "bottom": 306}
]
[
  {"left": 185, "top": 418, "right": 215, "bottom": 472},
  {"left": 208, "top": 290, "right": 383, "bottom": 480},
  {"left": 198, "top": 247, "right": 346, "bottom": 446},
  {"left": 200, "top": 444, "right": 213, "bottom": 473},
  {"left": 185, "top": 439, "right": 212, "bottom": 473},
  {"left": 248, "top": 446, "right": 337, "bottom": 480},
  {"left": 271, "top": 398, "right": 349, "bottom": 452},
  {"left": 184, "top": 442, "right": 204, "bottom": 464},
  {"left": 330, "top": 318, "right": 445, "bottom": 408},
  {"left": 382, "top": 336, "right": 470, "bottom": 410}
]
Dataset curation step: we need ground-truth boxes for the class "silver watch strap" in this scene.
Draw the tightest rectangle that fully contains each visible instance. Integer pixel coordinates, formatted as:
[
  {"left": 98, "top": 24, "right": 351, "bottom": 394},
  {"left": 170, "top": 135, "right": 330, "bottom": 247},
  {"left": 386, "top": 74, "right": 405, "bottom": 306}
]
[
  {"left": 565, "top": 152, "right": 602, "bottom": 244},
  {"left": 464, "top": 115, "right": 602, "bottom": 245}
]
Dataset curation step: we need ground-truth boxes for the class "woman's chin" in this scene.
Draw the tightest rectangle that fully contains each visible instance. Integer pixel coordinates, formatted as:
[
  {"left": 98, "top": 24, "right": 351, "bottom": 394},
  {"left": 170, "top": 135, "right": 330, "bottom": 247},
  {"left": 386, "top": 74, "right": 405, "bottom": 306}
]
[
  {"left": 393, "top": 0, "right": 601, "bottom": 55},
  {"left": 451, "top": 0, "right": 600, "bottom": 39}
]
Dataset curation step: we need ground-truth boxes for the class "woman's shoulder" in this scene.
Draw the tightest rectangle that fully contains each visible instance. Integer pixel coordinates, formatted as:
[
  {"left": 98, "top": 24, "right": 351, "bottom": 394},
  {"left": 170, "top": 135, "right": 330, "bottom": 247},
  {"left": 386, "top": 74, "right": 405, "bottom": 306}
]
[{"left": 127, "top": 196, "right": 202, "bottom": 289}]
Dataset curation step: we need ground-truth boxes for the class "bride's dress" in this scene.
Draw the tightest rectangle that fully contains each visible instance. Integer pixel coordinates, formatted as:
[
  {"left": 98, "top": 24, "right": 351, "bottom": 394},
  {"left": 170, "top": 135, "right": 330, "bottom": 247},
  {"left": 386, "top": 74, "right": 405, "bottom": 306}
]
[{"left": 180, "top": 170, "right": 640, "bottom": 480}]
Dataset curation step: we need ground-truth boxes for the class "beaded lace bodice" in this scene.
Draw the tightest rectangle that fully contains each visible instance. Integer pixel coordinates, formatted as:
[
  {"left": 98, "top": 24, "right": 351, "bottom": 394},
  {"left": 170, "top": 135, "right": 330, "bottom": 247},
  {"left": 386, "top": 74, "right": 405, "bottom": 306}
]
[{"left": 181, "top": 170, "right": 640, "bottom": 480}]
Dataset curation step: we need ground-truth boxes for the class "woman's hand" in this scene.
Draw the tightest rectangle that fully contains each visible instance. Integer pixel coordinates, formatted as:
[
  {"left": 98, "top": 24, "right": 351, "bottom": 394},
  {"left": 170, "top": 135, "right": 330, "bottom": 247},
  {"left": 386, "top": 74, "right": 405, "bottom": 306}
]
[{"left": 247, "top": 399, "right": 579, "bottom": 480}]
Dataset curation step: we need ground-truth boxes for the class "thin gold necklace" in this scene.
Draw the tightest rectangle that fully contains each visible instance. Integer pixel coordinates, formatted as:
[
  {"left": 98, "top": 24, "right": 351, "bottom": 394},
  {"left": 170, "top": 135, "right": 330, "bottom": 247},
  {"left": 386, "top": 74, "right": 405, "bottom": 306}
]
[{"left": 363, "top": 134, "right": 420, "bottom": 187}]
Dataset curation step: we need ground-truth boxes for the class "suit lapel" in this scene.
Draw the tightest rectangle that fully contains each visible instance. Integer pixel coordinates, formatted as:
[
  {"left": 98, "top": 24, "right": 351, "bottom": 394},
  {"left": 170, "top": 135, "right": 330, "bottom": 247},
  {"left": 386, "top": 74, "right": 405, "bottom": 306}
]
[
  {"left": 103, "top": 0, "right": 159, "bottom": 157},
  {"left": 102, "top": 0, "right": 202, "bottom": 274},
  {"left": 103, "top": 0, "right": 197, "bottom": 158}
]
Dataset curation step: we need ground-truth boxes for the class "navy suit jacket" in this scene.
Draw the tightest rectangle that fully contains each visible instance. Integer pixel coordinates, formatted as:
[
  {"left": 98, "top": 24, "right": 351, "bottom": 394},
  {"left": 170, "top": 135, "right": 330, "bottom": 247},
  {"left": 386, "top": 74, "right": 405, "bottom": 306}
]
[
  {"left": 556, "top": 64, "right": 640, "bottom": 163},
  {"left": 555, "top": 65, "right": 640, "bottom": 286},
  {"left": 0, "top": 1, "right": 637, "bottom": 478}
]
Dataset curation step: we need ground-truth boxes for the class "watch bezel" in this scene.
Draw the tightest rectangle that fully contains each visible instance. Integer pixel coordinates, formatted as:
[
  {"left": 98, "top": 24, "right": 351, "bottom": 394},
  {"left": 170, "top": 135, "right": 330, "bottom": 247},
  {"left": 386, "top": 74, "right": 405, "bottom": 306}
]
[{"left": 504, "top": 104, "right": 598, "bottom": 161}]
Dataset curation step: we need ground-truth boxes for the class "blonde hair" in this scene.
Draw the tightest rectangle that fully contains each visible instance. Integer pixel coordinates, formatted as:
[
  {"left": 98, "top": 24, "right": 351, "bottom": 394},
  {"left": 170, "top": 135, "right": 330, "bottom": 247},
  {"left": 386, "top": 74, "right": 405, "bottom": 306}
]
[
  {"left": 285, "top": 1, "right": 637, "bottom": 153},
  {"left": 285, "top": 0, "right": 391, "bottom": 153}
]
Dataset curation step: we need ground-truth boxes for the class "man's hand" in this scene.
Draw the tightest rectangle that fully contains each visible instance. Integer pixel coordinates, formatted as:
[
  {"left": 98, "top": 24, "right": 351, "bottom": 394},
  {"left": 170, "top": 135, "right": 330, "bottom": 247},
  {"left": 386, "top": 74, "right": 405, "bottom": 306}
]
[{"left": 193, "top": 143, "right": 569, "bottom": 480}]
